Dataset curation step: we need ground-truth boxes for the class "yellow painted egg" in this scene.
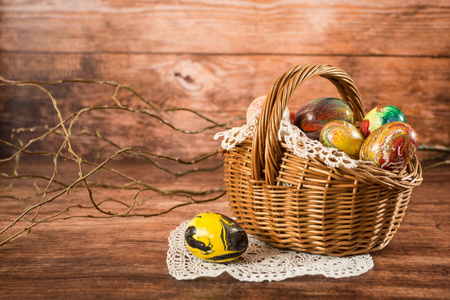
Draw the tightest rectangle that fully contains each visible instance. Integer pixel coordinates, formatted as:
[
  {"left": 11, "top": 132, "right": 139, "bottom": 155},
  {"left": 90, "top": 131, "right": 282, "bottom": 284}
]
[
  {"left": 319, "top": 120, "right": 365, "bottom": 159},
  {"left": 359, "top": 121, "right": 418, "bottom": 171},
  {"left": 184, "top": 212, "right": 248, "bottom": 263}
]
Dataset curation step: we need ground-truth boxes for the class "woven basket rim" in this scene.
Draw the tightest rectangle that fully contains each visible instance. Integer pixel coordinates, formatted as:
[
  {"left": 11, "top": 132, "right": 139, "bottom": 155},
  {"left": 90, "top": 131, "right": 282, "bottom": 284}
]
[
  {"left": 251, "top": 64, "right": 365, "bottom": 184},
  {"left": 246, "top": 64, "right": 421, "bottom": 187},
  {"left": 229, "top": 137, "right": 423, "bottom": 190}
]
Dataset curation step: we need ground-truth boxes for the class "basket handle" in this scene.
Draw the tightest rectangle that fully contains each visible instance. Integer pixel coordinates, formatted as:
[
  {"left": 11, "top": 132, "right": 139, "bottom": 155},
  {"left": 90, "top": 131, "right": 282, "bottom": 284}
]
[{"left": 251, "top": 64, "right": 365, "bottom": 184}]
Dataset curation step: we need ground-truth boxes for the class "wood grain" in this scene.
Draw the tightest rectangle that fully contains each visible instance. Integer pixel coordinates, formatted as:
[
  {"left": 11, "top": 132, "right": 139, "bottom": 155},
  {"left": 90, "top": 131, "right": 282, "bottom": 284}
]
[
  {"left": 1, "top": 0, "right": 449, "bottom": 56},
  {"left": 0, "top": 1, "right": 449, "bottom": 298},
  {"left": 1, "top": 53, "right": 449, "bottom": 160},
  {"left": 0, "top": 160, "right": 448, "bottom": 299}
]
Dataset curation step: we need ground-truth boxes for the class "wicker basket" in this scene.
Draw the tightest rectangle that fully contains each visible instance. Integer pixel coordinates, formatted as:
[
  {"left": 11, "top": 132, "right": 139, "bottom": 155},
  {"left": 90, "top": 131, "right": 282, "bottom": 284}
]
[{"left": 222, "top": 64, "right": 423, "bottom": 256}]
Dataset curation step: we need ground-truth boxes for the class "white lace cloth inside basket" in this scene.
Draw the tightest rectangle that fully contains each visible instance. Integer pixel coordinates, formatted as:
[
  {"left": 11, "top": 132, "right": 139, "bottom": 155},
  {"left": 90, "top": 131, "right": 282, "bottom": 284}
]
[
  {"left": 167, "top": 220, "right": 374, "bottom": 282},
  {"left": 214, "top": 113, "right": 359, "bottom": 169}
]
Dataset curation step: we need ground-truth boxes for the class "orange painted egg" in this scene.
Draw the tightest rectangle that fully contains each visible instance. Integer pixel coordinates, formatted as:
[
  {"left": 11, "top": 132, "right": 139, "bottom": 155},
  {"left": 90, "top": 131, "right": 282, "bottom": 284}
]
[
  {"left": 293, "top": 97, "right": 354, "bottom": 140},
  {"left": 359, "top": 121, "right": 418, "bottom": 171},
  {"left": 319, "top": 120, "right": 364, "bottom": 159}
]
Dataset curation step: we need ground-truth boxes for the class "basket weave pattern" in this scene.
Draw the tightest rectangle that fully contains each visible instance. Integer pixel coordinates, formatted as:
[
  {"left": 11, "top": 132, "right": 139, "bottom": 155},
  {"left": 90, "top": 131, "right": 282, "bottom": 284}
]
[{"left": 223, "top": 64, "right": 423, "bottom": 256}]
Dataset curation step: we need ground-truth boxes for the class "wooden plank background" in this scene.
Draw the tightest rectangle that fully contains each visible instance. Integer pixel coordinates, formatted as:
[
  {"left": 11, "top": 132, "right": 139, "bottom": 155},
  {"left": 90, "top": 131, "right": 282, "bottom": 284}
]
[
  {"left": 0, "top": 0, "right": 449, "bottom": 160},
  {"left": 1, "top": 1, "right": 450, "bottom": 299},
  {"left": 0, "top": 161, "right": 448, "bottom": 299}
]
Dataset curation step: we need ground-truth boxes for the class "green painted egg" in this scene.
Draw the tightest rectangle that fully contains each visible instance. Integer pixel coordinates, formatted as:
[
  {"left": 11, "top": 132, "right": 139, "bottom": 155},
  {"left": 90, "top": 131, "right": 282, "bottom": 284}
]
[
  {"left": 360, "top": 105, "right": 406, "bottom": 138},
  {"left": 184, "top": 212, "right": 248, "bottom": 263}
]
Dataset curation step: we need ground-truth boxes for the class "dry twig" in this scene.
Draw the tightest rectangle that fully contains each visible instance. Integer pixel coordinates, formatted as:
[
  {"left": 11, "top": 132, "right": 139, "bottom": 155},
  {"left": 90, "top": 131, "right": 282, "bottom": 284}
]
[
  {"left": 0, "top": 77, "right": 447, "bottom": 247},
  {"left": 0, "top": 77, "right": 242, "bottom": 246}
]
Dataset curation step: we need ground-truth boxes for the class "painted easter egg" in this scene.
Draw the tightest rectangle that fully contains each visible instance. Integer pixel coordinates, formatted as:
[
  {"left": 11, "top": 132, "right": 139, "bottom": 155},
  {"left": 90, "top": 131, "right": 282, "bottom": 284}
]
[
  {"left": 184, "top": 212, "right": 248, "bottom": 263},
  {"left": 359, "top": 121, "right": 418, "bottom": 171},
  {"left": 293, "top": 97, "right": 354, "bottom": 140},
  {"left": 319, "top": 120, "right": 365, "bottom": 159},
  {"left": 246, "top": 95, "right": 291, "bottom": 123},
  {"left": 360, "top": 105, "right": 406, "bottom": 138}
]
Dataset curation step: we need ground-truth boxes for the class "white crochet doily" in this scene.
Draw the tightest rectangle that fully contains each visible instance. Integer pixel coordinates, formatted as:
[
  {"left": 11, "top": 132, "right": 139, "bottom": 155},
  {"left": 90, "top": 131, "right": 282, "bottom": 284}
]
[
  {"left": 167, "top": 220, "right": 374, "bottom": 282},
  {"left": 214, "top": 114, "right": 359, "bottom": 169}
]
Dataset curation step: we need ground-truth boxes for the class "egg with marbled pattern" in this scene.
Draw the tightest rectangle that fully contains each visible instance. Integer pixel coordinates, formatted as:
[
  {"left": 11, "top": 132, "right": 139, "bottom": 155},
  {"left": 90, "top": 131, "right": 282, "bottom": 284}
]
[
  {"left": 184, "top": 212, "right": 248, "bottom": 263},
  {"left": 320, "top": 120, "right": 364, "bottom": 159},
  {"left": 293, "top": 97, "right": 354, "bottom": 140},
  {"left": 359, "top": 121, "right": 418, "bottom": 171},
  {"left": 360, "top": 105, "right": 406, "bottom": 138}
]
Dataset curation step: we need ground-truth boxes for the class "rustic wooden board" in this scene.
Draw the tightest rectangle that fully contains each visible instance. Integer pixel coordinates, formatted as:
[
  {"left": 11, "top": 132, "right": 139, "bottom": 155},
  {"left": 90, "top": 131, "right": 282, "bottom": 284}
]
[
  {"left": 0, "top": 160, "right": 448, "bottom": 299},
  {"left": 1, "top": 53, "right": 449, "bottom": 160},
  {"left": 0, "top": 1, "right": 449, "bottom": 297},
  {"left": 1, "top": 0, "right": 449, "bottom": 56}
]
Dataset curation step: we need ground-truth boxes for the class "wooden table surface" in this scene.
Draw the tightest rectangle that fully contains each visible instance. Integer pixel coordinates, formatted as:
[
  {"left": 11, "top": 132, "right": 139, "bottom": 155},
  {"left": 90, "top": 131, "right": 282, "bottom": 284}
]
[
  {"left": 0, "top": 157, "right": 448, "bottom": 300},
  {"left": 1, "top": 1, "right": 449, "bottom": 299}
]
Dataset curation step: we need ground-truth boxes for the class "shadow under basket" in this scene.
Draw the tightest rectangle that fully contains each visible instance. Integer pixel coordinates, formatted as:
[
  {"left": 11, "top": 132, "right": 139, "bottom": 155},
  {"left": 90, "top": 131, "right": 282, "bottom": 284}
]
[{"left": 222, "top": 64, "right": 423, "bottom": 257}]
